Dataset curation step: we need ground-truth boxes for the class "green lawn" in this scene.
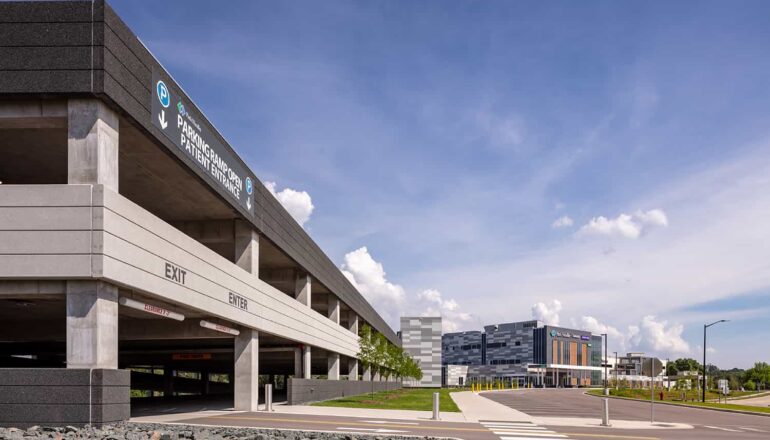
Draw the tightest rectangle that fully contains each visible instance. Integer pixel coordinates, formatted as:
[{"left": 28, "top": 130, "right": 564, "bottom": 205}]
[
  {"left": 312, "top": 387, "right": 463, "bottom": 412},
  {"left": 586, "top": 389, "right": 770, "bottom": 414}
]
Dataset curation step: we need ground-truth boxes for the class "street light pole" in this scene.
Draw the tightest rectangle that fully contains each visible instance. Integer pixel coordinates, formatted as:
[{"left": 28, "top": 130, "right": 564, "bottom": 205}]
[
  {"left": 702, "top": 320, "right": 728, "bottom": 403},
  {"left": 614, "top": 351, "right": 618, "bottom": 390},
  {"left": 602, "top": 333, "right": 608, "bottom": 395}
]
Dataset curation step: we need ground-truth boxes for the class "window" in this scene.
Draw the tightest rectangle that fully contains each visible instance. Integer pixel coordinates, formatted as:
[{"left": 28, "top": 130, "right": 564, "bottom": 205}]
[{"left": 515, "top": 341, "right": 521, "bottom": 346}]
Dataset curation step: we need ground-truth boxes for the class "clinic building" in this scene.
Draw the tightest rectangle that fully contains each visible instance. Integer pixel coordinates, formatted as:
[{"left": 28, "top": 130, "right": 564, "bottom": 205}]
[{"left": 443, "top": 320, "right": 603, "bottom": 387}]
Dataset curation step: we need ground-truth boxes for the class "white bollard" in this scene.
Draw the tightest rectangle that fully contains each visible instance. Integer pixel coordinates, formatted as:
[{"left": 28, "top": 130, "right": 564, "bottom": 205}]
[
  {"left": 601, "top": 398, "right": 611, "bottom": 427},
  {"left": 264, "top": 384, "right": 273, "bottom": 412},
  {"left": 432, "top": 392, "right": 440, "bottom": 420}
]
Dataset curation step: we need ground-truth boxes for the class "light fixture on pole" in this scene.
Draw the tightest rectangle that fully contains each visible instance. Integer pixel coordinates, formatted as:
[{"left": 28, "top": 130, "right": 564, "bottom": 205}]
[{"left": 703, "top": 319, "right": 728, "bottom": 403}]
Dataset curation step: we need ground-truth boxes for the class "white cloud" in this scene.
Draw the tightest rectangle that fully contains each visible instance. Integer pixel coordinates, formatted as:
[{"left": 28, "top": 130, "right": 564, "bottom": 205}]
[
  {"left": 578, "top": 209, "right": 668, "bottom": 239},
  {"left": 552, "top": 215, "right": 574, "bottom": 229},
  {"left": 531, "top": 299, "right": 562, "bottom": 326},
  {"left": 577, "top": 316, "right": 626, "bottom": 351},
  {"left": 341, "top": 247, "right": 406, "bottom": 326},
  {"left": 417, "top": 289, "right": 473, "bottom": 333},
  {"left": 341, "top": 247, "right": 472, "bottom": 332},
  {"left": 265, "top": 181, "right": 315, "bottom": 227},
  {"left": 628, "top": 316, "right": 690, "bottom": 355}
]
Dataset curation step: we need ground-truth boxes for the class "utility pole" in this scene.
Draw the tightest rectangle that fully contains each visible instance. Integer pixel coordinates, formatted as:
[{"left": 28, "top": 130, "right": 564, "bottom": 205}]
[
  {"left": 703, "top": 320, "right": 728, "bottom": 402},
  {"left": 614, "top": 351, "right": 618, "bottom": 390}
]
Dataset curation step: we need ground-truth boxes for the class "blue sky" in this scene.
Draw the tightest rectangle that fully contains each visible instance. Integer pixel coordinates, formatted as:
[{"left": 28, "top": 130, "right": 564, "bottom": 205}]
[{"left": 112, "top": 0, "right": 770, "bottom": 368}]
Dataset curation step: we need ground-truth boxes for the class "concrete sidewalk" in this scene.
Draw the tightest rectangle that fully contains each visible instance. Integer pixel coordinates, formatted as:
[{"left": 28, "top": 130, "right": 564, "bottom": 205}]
[{"left": 450, "top": 391, "right": 533, "bottom": 422}]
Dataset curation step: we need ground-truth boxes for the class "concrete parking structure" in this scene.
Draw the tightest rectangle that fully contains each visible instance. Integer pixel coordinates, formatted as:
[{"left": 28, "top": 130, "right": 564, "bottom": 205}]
[{"left": 0, "top": 0, "right": 398, "bottom": 427}]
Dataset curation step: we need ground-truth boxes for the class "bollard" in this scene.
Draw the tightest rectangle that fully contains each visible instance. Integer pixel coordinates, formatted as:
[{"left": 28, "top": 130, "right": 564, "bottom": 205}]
[
  {"left": 601, "top": 398, "right": 611, "bottom": 427},
  {"left": 264, "top": 384, "right": 273, "bottom": 412},
  {"left": 432, "top": 392, "right": 440, "bottom": 420}
]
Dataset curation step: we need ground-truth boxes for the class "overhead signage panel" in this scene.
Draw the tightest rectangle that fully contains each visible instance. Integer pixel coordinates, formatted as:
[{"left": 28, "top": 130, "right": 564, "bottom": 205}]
[{"left": 151, "top": 69, "right": 255, "bottom": 216}]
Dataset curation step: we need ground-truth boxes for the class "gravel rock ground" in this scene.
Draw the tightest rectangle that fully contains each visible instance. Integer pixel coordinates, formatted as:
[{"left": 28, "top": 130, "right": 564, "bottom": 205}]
[{"left": 0, "top": 423, "right": 443, "bottom": 440}]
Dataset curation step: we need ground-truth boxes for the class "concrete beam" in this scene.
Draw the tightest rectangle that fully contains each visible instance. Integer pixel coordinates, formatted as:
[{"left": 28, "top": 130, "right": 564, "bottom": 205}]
[
  {"left": 295, "top": 272, "right": 311, "bottom": 307},
  {"left": 66, "top": 281, "right": 118, "bottom": 369},
  {"left": 234, "top": 220, "right": 259, "bottom": 276},
  {"left": 67, "top": 99, "right": 119, "bottom": 191},
  {"left": 260, "top": 268, "right": 296, "bottom": 284},
  {"left": 328, "top": 353, "right": 340, "bottom": 380},
  {"left": 119, "top": 318, "right": 235, "bottom": 341},
  {"left": 234, "top": 328, "right": 259, "bottom": 411},
  {"left": 173, "top": 220, "right": 234, "bottom": 245},
  {"left": 328, "top": 296, "right": 340, "bottom": 325},
  {"left": 0, "top": 99, "right": 67, "bottom": 129},
  {"left": 0, "top": 280, "right": 65, "bottom": 298}
]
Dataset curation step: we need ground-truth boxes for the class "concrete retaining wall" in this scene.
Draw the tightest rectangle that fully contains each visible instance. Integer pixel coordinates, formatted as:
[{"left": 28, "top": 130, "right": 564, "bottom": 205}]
[
  {"left": 287, "top": 378, "right": 401, "bottom": 405},
  {"left": 0, "top": 368, "right": 130, "bottom": 428}
]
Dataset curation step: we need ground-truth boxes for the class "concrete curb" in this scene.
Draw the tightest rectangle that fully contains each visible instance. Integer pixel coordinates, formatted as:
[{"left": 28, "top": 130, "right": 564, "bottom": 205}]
[{"left": 584, "top": 392, "right": 770, "bottom": 418}]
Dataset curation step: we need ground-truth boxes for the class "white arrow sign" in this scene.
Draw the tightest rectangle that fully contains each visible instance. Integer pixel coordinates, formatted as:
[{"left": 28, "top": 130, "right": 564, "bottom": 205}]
[
  {"left": 246, "top": 196, "right": 252, "bottom": 210},
  {"left": 158, "top": 110, "right": 168, "bottom": 129},
  {"left": 337, "top": 428, "right": 408, "bottom": 434}
]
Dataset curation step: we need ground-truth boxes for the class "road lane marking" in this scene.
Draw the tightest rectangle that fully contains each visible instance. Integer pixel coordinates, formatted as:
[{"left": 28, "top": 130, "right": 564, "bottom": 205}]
[
  {"left": 364, "top": 420, "right": 420, "bottom": 425},
  {"left": 740, "top": 427, "right": 769, "bottom": 432},
  {"left": 704, "top": 425, "right": 743, "bottom": 432},
  {"left": 339, "top": 427, "right": 408, "bottom": 433},
  {"left": 499, "top": 437, "right": 566, "bottom": 440},
  {"left": 209, "top": 415, "right": 490, "bottom": 432}
]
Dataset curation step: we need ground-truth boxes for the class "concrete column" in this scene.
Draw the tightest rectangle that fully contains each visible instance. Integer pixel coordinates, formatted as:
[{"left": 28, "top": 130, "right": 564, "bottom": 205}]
[
  {"left": 294, "top": 347, "right": 302, "bottom": 378},
  {"left": 234, "top": 328, "right": 259, "bottom": 411},
  {"left": 328, "top": 353, "right": 340, "bottom": 380},
  {"left": 66, "top": 281, "right": 118, "bottom": 369},
  {"left": 295, "top": 272, "right": 311, "bottom": 307},
  {"left": 302, "top": 345, "right": 312, "bottom": 378},
  {"left": 235, "top": 220, "right": 259, "bottom": 276},
  {"left": 363, "top": 365, "right": 372, "bottom": 381},
  {"left": 328, "top": 295, "right": 340, "bottom": 324},
  {"left": 348, "top": 311, "right": 359, "bottom": 335},
  {"left": 348, "top": 358, "right": 359, "bottom": 381},
  {"left": 67, "top": 99, "right": 119, "bottom": 191}
]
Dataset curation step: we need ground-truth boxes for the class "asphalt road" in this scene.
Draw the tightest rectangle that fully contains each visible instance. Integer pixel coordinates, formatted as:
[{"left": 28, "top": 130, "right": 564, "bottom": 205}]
[
  {"left": 165, "top": 411, "right": 503, "bottom": 439},
  {"left": 482, "top": 388, "right": 770, "bottom": 440}
]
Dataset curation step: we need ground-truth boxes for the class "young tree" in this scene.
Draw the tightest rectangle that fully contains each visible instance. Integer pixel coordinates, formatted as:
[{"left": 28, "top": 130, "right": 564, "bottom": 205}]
[{"left": 357, "top": 324, "right": 377, "bottom": 397}]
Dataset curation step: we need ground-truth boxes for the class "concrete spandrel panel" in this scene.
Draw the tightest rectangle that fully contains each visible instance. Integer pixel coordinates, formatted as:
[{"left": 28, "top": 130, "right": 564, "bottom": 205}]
[
  {"left": 0, "top": 255, "right": 91, "bottom": 278},
  {"left": 0, "top": 207, "right": 93, "bottom": 230},
  {"left": 0, "top": 184, "right": 93, "bottom": 206},
  {"left": 97, "top": 208, "right": 355, "bottom": 348},
  {"left": 96, "top": 189, "right": 358, "bottom": 356},
  {"left": 0, "top": 230, "right": 91, "bottom": 254}
]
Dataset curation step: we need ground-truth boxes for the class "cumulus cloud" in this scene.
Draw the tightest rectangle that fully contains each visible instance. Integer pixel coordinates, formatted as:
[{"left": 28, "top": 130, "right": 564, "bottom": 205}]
[
  {"left": 341, "top": 247, "right": 406, "bottom": 325},
  {"left": 265, "top": 181, "right": 315, "bottom": 227},
  {"left": 552, "top": 215, "right": 574, "bottom": 229},
  {"left": 577, "top": 316, "right": 626, "bottom": 351},
  {"left": 341, "top": 247, "right": 472, "bottom": 331},
  {"left": 628, "top": 315, "right": 690, "bottom": 354},
  {"left": 531, "top": 299, "right": 562, "bottom": 326},
  {"left": 417, "top": 289, "right": 473, "bottom": 333},
  {"left": 578, "top": 209, "right": 668, "bottom": 239}
]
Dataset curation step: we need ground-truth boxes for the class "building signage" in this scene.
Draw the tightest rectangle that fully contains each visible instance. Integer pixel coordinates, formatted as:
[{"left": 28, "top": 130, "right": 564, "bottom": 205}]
[
  {"left": 118, "top": 297, "right": 185, "bottom": 321},
  {"left": 164, "top": 262, "right": 187, "bottom": 285},
  {"left": 172, "top": 353, "right": 212, "bottom": 361},
  {"left": 151, "top": 70, "right": 255, "bottom": 216},
  {"left": 228, "top": 291, "right": 248, "bottom": 310},
  {"left": 581, "top": 335, "right": 591, "bottom": 341},
  {"left": 200, "top": 320, "right": 240, "bottom": 336}
]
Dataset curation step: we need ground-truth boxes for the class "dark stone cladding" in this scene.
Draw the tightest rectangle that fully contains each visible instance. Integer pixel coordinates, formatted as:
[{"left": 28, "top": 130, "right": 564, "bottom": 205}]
[
  {"left": 0, "top": 0, "right": 398, "bottom": 345},
  {"left": 0, "top": 368, "right": 130, "bottom": 428},
  {"left": 287, "top": 378, "right": 401, "bottom": 405}
]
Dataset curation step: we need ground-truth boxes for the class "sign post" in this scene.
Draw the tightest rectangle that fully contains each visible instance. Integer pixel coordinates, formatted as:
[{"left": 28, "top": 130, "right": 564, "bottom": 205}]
[{"left": 642, "top": 357, "right": 663, "bottom": 424}]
